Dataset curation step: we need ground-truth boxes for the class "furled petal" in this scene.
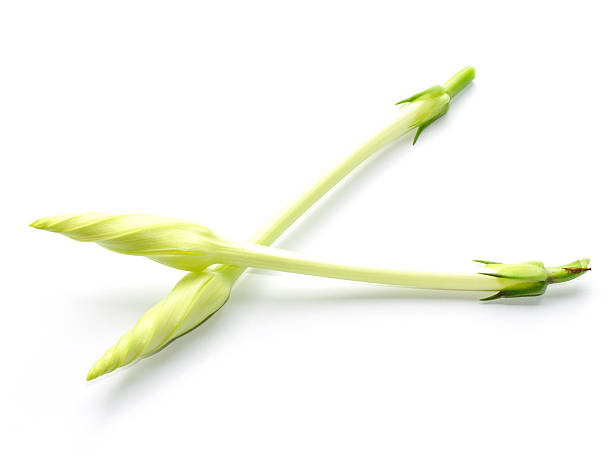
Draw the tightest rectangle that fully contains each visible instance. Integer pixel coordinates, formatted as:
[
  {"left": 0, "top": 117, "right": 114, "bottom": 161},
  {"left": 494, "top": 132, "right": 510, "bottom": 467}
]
[
  {"left": 31, "top": 212, "right": 221, "bottom": 267},
  {"left": 86, "top": 266, "right": 236, "bottom": 380}
]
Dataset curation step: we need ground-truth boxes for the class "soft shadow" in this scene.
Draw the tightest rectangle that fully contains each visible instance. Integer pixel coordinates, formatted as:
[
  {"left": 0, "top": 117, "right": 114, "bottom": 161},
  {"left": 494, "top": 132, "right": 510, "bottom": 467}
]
[
  {"left": 89, "top": 272, "right": 588, "bottom": 412},
  {"left": 74, "top": 285, "right": 171, "bottom": 321},
  {"left": 231, "top": 271, "right": 588, "bottom": 306},
  {"left": 91, "top": 298, "right": 244, "bottom": 414}
]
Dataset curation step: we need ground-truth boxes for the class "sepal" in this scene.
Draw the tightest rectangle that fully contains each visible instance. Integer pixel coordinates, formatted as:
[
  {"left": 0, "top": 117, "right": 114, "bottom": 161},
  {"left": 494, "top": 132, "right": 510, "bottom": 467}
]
[
  {"left": 395, "top": 85, "right": 447, "bottom": 106},
  {"left": 477, "top": 260, "right": 547, "bottom": 282},
  {"left": 412, "top": 104, "right": 449, "bottom": 144},
  {"left": 480, "top": 281, "right": 548, "bottom": 301}
]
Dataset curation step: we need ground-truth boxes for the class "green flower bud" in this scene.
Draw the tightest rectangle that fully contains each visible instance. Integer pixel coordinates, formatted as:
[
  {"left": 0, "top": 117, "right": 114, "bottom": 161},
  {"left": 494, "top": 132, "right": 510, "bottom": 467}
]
[
  {"left": 475, "top": 259, "right": 591, "bottom": 301},
  {"left": 31, "top": 213, "right": 227, "bottom": 271}
]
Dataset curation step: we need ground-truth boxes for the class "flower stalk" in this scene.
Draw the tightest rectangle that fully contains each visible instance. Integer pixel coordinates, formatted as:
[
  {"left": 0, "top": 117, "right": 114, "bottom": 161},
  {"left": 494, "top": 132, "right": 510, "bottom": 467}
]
[{"left": 31, "top": 213, "right": 591, "bottom": 299}]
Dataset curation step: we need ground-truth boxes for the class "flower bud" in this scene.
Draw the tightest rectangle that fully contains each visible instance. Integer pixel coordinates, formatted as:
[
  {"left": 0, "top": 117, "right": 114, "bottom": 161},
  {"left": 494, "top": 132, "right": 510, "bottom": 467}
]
[
  {"left": 86, "top": 267, "right": 236, "bottom": 380},
  {"left": 31, "top": 212, "right": 223, "bottom": 271},
  {"left": 475, "top": 259, "right": 590, "bottom": 300}
]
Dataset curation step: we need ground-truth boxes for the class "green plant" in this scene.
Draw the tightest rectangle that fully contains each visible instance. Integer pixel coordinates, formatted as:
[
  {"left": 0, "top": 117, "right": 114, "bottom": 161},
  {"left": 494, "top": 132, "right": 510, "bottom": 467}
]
[{"left": 31, "top": 67, "right": 590, "bottom": 381}]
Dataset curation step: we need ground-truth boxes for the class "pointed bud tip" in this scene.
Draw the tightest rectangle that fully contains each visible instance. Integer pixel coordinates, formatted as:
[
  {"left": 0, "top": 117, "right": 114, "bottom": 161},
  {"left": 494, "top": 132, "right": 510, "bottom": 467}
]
[
  {"left": 561, "top": 258, "right": 591, "bottom": 275},
  {"left": 30, "top": 218, "right": 48, "bottom": 229},
  {"left": 86, "top": 362, "right": 105, "bottom": 381}
]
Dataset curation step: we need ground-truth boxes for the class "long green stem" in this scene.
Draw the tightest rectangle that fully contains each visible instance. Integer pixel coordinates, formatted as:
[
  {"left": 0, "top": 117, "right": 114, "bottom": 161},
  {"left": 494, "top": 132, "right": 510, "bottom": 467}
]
[
  {"left": 252, "top": 67, "right": 474, "bottom": 247},
  {"left": 217, "top": 241, "right": 508, "bottom": 292},
  {"left": 249, "top": 105, "right": 422, "bottom": 247},
  {"left": 219, "top": 67, "right": 474, "bottom": 282}
]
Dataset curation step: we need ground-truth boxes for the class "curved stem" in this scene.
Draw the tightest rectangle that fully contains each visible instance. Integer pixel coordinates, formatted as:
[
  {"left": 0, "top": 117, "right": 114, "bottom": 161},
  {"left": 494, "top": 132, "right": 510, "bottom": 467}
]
[
  {"left": 217, "top": 242, "right": 509, "bottom": 292},
  {"left": 249, "top": 105, "right": 424, "bottom": 246}
]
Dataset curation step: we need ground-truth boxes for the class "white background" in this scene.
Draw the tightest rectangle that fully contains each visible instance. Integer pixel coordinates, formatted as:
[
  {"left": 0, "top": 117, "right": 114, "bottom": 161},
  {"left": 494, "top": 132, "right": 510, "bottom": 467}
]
[{"left": 1, "top": 1, "right": 610, "bottom": 470}]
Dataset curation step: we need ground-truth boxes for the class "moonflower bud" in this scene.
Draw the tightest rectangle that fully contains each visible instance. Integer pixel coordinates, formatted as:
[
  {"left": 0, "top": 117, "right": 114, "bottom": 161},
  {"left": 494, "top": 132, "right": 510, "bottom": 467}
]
[
  {"left": 86, "top": 267, "right": 236, "bottom": 380},
  {"left": 31, "top": 213, "right": 228, "bottom": 270}
]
